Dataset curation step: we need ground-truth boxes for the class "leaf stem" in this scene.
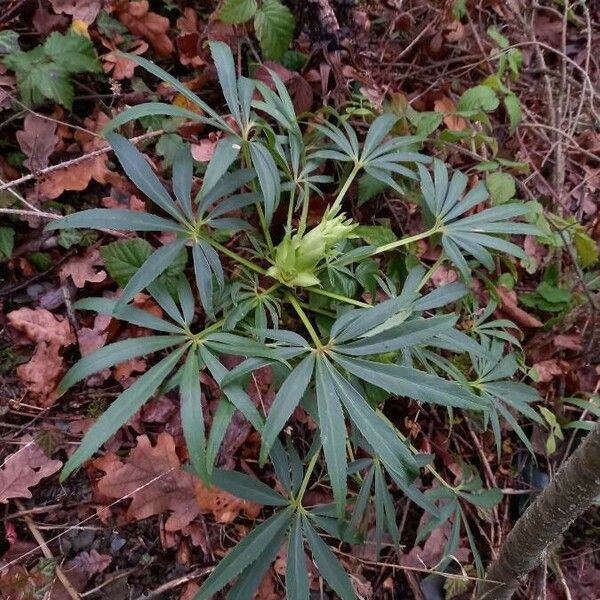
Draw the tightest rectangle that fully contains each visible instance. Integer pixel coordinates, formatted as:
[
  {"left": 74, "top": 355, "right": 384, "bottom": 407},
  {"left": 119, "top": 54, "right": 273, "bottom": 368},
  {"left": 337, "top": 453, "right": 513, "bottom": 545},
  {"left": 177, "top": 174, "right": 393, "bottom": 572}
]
[
  {"left": 307, "top": 287, "right": 371, "bottom": 308},
  {"left": 287, "top": 293, "right": 323, "bottom": 348},
  {"left": 417, "top": 255, "right": 445, "bottom": 292},
  {"left": 296, "top": 182, "right": 310, "bottom": 237},
  {"left": 370, "top": 225, "right": 441, "bottom": 256},
  {"left": 295, "top": 443, "right": 322, "bottom": 506},
  {"left": 202, "top": 237, "right": 267, "bottom": 276},
  {"left": 330, "top": 163, "right": 361, "bottom": 214}
]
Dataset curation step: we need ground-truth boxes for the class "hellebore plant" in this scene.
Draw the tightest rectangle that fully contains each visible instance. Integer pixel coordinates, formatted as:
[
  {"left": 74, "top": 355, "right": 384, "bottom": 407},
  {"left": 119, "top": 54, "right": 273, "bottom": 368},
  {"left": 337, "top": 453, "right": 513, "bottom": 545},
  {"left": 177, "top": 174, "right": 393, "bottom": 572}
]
[{"left": 47, "top": 41, "right": 542, "bottom": 599}]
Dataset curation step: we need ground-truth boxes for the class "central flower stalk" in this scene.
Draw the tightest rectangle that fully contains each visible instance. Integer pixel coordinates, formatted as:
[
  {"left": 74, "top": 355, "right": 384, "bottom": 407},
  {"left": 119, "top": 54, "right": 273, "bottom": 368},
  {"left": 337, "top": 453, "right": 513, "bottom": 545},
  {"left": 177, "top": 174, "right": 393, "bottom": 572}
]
[{"left": 267, "top": 211, "right": 355, "bottom": 287}]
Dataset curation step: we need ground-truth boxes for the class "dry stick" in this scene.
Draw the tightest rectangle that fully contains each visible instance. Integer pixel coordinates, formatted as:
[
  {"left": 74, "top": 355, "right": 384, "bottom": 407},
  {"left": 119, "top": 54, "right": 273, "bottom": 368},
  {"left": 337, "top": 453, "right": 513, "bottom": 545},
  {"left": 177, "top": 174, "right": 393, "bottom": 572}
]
[
  {"left": 478, "top": 419, "right": 600, "bottom": 600},
  {"left": 0, "top": 129, "right": 163, "bottom": 192},
  {"left": 13, "top": 499, "right": 81, "bottom": 600},
  {"left": 130, "top": 567, "right": 213, "bottom": 600}
]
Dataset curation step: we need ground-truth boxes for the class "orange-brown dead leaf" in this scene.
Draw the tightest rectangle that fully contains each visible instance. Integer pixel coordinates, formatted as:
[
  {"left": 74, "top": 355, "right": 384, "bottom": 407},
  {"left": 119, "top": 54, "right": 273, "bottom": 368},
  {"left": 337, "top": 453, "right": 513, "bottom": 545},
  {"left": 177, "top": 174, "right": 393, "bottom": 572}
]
[
  {"left": 7, "top": 307, "right": 75, "bottom": 347},
  {"left": 114, "top": 0, "right": 174, "bottom": 58},
  {"left": 497, "top": 286, "right": 544, "bottom": 329},
  {"left": 434, "top": 96, "right": 467, "bottom": 132},
  {"left": 0, "top": 435, "right": 62, "bottom": 503},
  {"left": 102, "top": 38, "right": 148, "bottom": 80},
  {"left": 59, "top": 247, "right": 107, "bottom": 289},
  {"left": 16, "top": 114, "right": 58, "bottom": 172}
]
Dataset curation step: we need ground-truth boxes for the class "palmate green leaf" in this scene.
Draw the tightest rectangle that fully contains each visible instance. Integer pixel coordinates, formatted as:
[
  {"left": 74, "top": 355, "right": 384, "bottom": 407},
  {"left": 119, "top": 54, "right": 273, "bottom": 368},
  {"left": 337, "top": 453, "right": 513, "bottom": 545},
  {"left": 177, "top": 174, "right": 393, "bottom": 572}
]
[
  {"left": 209, "top": 41, "right": 241, "bottom": 125},
  {"left": 46, "top": 209, "right": 183, "bottom": 233},
  {"left": 249, "top": 141, "right": 280, "bottom": 224},
  {"left": 254, "top": 0, "right": 294, "bottom": 60},
  {"left": 323, "top": 359, "right": 418, "bottom": 482},
  {"left": 117, "top": 238, "right": 188, "bottom": 307},
  {"left": 61, "top": 346, "right": 187, "bottom": 480},
  {"left": 73, "top": 297, "right": 183, "bottom": 334},
  {"left": 103, "top": 102, "right": 213, "bottom": 134},
  {"left": 315, "top": 356, "right": 347, "bottom": 520},
  {"left": 106, "top": 133, "right": 184, "bottom": 221},
  {"left": 204, "top": 332, "right": 287, "bottom": 363},
  {"left": 211, "top": 468, "right": 288, "bottom": 506},
  {"left": 180, "top": 349, "right": 208, "bottom": 482},
  {"left": 349, "top": 462, "right": 375, "bottom": 532},
  {"left": 228, "top": 525, "right": 287, "bottom": 599},
  {"left": 418, "top": 160, "right": 539, "bottom": 277},
  {"left": 374, "top": 461, "right": 400, "bottom": 549},
  {"left": 113, "top": 53, "right": 222, "bottom": 124},
  {"left": 332, "top": 354, "right": 484, "bottom": 410},
  {"left": 59, "top": 335, "right": 186, "bottom": 393},
  {"left": 260, "top": 353, "right": 315, "bottom": 464},
  {"left": 287, "top": 514, "right": 310, "bottom": 600},
  {"left": 219, "top": 0, "right": 257, "bottom": 23},
  {"left": 206, "top": 398, "right": 236, "bottom": 476},
  {"left": 334, "top": 314, "right": 457, "bottom": 356},
  {"left": 192, "top": 242, "right": 220, "bottom": 320},
  {"left": 199, "top": 347, "right": 264, "bottom": 431},
  {"left": 194, "top": 506, "right": 294, "bottom": 600},
  {"left": 302, "top": 515, "right": 357, "bottom": 600}
]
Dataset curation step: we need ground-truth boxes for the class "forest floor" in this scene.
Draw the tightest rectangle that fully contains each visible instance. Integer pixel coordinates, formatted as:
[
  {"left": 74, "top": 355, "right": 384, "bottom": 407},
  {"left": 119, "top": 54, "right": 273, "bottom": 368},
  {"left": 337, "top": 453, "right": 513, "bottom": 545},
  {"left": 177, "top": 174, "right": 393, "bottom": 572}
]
[{"left": 0, "top": 0, "right": 599, "bottom": 599}]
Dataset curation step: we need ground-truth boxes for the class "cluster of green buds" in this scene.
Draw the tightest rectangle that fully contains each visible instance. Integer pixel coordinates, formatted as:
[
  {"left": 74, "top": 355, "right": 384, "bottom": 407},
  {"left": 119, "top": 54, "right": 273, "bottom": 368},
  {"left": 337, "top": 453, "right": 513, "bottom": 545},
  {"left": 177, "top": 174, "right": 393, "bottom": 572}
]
[{"left": 267, "top": 212, "right": 356, "bottom": 287}]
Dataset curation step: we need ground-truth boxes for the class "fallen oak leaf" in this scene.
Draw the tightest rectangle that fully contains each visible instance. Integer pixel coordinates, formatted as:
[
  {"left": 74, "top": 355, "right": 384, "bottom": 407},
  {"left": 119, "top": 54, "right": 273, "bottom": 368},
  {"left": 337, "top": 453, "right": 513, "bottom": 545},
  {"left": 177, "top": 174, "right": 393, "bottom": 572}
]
[
  {"left": 7, "top": 307, "right": 75, "bottom": 347},
  {"left": 59, "top": 247, "right": 107, "bottom": 289},
  {"left": 97, "top": 432, "right": 202, "bottom": 531},
  {"left": 49, "top": 549, "right": 112, "bottom": 600},
  {"left": 16, "top": 342, "right": 66, "bottom": 406},
  {"left": 102, "top": 37, "right": 148, "bottom": 80},
  {"left": 16, "top": 114, "right": 58, "bottom": 173},
  {"left": 114, "top": 0, "right": 174, "bottom": 58},
  {"left": 0, "top": 435, "right": 62, "bottom": 503},
  {"left": 49, "top": 0, "right": 104, "bottom": 23}
]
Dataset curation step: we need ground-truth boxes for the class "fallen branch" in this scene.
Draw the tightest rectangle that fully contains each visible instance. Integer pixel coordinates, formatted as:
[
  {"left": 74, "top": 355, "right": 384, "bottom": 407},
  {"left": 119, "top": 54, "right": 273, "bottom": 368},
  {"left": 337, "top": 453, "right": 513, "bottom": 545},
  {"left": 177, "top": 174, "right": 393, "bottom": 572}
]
[{"left": 478, "top": 420, "right": 600, "bottom": 599}]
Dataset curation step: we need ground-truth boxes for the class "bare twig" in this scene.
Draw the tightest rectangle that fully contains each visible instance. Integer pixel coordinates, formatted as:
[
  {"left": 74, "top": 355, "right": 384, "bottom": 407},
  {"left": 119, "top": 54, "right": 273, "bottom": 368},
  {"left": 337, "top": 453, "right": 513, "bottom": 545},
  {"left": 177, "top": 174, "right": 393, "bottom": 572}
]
[
  {"left": 13, "top": 499, "right": 81, "bottom": 600},
  {"left": 0, "top": 129, "right": 163, "bottom": 192},
  {"left": 131, "top": 567, "right": 213, "bottom": 600}
]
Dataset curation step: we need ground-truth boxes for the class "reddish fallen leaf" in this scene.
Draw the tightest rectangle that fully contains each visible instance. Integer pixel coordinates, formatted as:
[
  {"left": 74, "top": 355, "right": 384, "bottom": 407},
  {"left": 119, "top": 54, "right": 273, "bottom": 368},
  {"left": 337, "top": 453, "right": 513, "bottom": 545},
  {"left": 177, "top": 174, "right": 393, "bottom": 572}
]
[
  {"left": 0, "top": 435, "right": 62, "bottom": 503},
  {"left": 497, "top": 286, "right": 543, "bottom": 329},
  {"left": 16, "top": 114, "right": 58, "bottom": 172},
  {"left": 434, "top": 96, "right": 467, "bottom": 132},
  {"left": 59, "top": 247, "right": 107, "bottom": 289},
  {"left": 97, "top": 433, "right": 261, "bottom": 531},
  {"left": 176, "top": 8, "right": 203, "bottom": 67},
  {"left": 49, "top": 549, "right": 112, "bottom": 600},
  {"left": 16, "top": 341, "right": 66, "bottom": 406},
  {"left": 97, "top": 433, "right": 202, "bottom": 531},
  {"left": 102, "top": 38, "right": 148, "bottom": 80},
  {"left": 39, "top": 111, "right": 119, "bottom": 199},
  {"left": 114, "top": 0, "right": 174, "bottom": 58},
  {"left": 553, "top": 334, "right": 583, "bottom": 351},
  {"left": 7, "top": 307, "right": 75, "bottom": 347},
  {"left": 533, "top": 359, "right": 567, "bottom": 383},
  {"left": 49, "top": 0, "right": 103, "bottom": 23}
]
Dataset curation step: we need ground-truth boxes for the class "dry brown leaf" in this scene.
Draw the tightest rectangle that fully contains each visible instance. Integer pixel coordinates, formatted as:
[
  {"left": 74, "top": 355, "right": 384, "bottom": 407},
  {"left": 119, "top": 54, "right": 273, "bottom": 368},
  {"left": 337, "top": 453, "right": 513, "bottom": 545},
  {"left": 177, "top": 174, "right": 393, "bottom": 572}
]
[
  {"left": 39, "top": 112, "right": 118, "bottom": 199},
  {"left": 97, "top": 433, "right": 261, "bottom": 531},
  {"left": 176, "top": 8, "right": 203, "bottom": 67},
  {"left": 114, "top": 0, "right": 174, "bottom": 57},
  {"left": 533, "top": 359, "right": 566, "bottom": 383},
  {"left": 497, "top": 286, "right": 543, "bottom": 329},
  {"left": 0, "top": 435, "right": 62, "bottom": 503},
  {"left": 60, "top": 247, "right": 107, "bottom": 288},
  {"left": 7, "top": 307, "right": 75, "bottom": 347},
  {"left": 17, "top": 342, "right": 65, "bottom": 406},
  {"left": 49, "top": 0, "right": 104, "bottom": 23},
  {"left": 97, "top": 433, "right": 202, "bottom": 531},
  {"left": 16, "top": 114, "right": 58, "bottom": 172},
  {"left": 434, "top": 96, "right": 467, "bottom": 132},
  {"left": 0, "top": 65, "right": 16, "bottom": 110},
  {"left": 102, "top": 38, "right": 148, "bottom": 80},
  {"left": 49, "top": 549, "right": 112, "bottom": 600}
]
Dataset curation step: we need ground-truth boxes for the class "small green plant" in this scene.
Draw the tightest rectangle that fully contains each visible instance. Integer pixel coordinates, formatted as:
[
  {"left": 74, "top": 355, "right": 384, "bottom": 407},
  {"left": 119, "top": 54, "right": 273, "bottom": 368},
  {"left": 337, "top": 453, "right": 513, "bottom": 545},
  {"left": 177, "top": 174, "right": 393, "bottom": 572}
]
[
  {"left": 2, "top": 30, "right": 102, "bottom": 109},
  {"left": 218, "top": 0, "right": 294, "bottom": 61},
  {"left": 48, "top": 42, "right": 542, "bottom": 598}
]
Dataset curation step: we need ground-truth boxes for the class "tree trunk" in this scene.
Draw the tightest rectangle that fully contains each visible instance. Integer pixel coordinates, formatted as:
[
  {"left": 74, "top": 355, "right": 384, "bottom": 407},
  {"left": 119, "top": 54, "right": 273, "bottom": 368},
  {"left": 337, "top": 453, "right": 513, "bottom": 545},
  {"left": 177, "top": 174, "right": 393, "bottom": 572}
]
[{"left": 478, "top": 420, "right": 600, "bottom": 600}]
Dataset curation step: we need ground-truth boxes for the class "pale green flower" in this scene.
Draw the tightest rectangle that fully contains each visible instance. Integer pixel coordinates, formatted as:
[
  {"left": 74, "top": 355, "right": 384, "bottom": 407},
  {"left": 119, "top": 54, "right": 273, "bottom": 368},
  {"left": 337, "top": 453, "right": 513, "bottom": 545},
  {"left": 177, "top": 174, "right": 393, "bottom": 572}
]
[{"left": 267, "top": 213, "right": 355, "bottom": 287}]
